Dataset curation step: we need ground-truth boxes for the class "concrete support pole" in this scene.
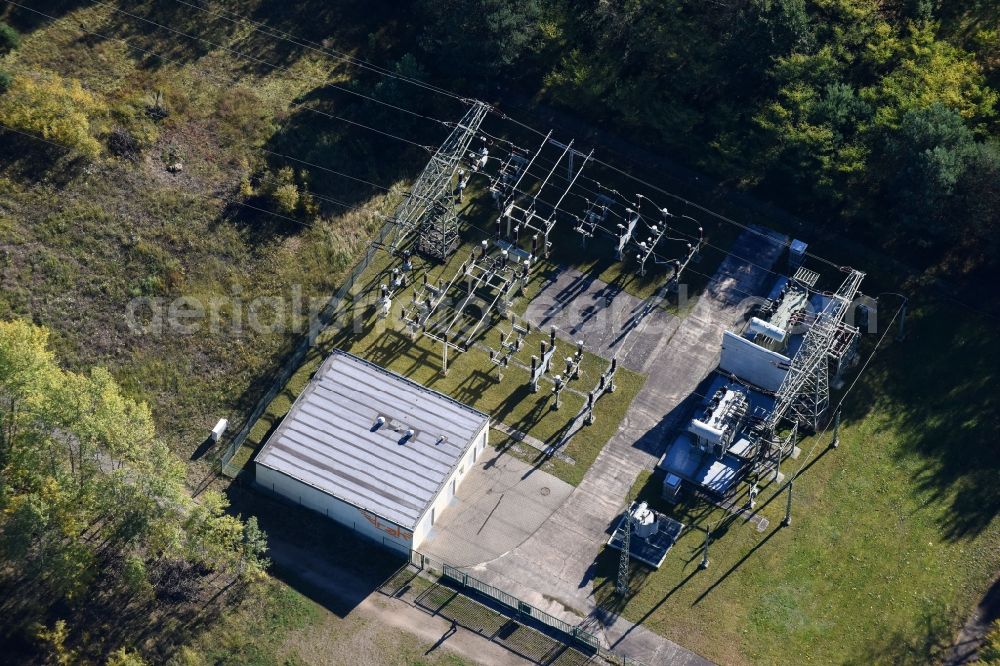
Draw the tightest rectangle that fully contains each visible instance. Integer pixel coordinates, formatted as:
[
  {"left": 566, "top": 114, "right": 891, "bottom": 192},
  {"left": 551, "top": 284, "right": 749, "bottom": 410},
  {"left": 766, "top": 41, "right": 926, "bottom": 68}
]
[
  {"left": 782, "top": 479, "right": 794, "bottom": 527},
  {"left": 442, "top": 335, "right": 449, "bottom": 376}
]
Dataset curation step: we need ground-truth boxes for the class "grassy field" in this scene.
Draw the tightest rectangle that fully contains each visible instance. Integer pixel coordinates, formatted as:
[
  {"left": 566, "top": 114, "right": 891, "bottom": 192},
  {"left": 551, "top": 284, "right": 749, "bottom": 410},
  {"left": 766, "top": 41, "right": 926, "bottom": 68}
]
[
  {"left": 587, "top": 297, "right": 1000, "bottom": 665},
  {"left": 3, "top": 2, "right": 999, "bottom": 665},
  {"left": 0, "top": 0, "right": 408, "bottom": 492},
  {"left": 176, "top": 578, "right": 475, "bottom": 666}
]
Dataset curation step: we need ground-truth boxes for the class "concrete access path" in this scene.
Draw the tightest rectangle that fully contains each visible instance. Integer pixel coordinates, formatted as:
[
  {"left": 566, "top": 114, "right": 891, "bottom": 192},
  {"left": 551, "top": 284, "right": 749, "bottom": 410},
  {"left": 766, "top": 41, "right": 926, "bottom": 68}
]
[{"left": 467, "top": 228, "right": 788, "bottom": 665}]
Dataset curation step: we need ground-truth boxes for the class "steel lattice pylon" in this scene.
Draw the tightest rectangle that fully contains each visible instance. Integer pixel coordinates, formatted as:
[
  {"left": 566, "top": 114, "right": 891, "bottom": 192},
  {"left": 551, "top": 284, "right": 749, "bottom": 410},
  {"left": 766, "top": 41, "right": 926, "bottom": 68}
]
[
  {"left": 385, "top": 101, "right": 490, "bottom": 260},
  {"left": 617, "top": 501, "right": 633, "bottom": 596},
  {"left": 768, "top": 268, "right": 865, "bottom": 435}
]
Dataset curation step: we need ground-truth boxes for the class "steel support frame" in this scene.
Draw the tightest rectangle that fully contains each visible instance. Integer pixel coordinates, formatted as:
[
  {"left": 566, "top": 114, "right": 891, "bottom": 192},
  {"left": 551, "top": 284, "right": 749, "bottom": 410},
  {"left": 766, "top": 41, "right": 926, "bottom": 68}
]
[{"left": 387, "top": 101, "right": 490, "bottom": 259}]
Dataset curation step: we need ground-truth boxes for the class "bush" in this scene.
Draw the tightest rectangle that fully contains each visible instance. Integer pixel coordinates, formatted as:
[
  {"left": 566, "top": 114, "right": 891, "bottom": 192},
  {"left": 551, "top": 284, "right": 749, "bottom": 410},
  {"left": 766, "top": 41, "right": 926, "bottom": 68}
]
[
  {"left": 0, "top": 71, "right": 107, "bottom": 158},
  {"left": 253, "top": 166, "right": 317, "bottom": 217},
  {"left": 982, "top": 619, "right": 1000, "bottom": 663},
  {"left": 0, "top": 22, "right": 20, "bottom": 54},
  {"left": 107, "top": 126, "right": 141, "bottom": 161},
  {"left": 0, "top": 70, "right": 11, "bottom": 96},
  {"left": 271, "top": 183, "right": 299, "bottom": 215}
]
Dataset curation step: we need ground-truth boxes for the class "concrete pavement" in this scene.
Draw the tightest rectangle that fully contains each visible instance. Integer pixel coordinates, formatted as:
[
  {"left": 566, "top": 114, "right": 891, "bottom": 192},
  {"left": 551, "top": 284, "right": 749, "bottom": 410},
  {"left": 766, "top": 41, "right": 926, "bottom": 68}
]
[
  {"left": 428, "top": 228, "right": 787, "bottom": 665},
  {"left": 420, "top": 454, "right": 574, "bottom": 568}
]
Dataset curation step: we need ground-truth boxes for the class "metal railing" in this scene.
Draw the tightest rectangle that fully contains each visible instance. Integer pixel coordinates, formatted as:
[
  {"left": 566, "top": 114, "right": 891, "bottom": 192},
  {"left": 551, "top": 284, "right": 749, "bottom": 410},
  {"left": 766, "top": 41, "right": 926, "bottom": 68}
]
[{"left": 411, "top": 549, "right": 630, "bottom": 661}]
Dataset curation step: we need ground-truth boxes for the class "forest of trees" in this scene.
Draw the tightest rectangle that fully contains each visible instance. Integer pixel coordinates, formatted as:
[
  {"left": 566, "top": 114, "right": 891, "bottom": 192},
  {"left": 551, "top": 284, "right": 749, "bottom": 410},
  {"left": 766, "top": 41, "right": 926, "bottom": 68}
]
[
  {"left": 2, "top": 2, "right": 995, "bottom": 278},
  {"left": 412, "top": 0, "right": 999, "bottom": 281},
  {"left": 0, "top": 0, "right": 996, "bottom": 663},
  {"left": 0, "top": 321, "right": 267, "bottom": 663}
]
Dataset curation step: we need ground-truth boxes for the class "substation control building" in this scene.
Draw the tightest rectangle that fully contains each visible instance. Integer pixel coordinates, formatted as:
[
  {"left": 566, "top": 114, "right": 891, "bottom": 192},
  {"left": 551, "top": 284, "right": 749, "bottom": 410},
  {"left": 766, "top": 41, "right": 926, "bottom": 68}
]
[{"left": 254, "top": 351, "right": 490, "bottom": 553}]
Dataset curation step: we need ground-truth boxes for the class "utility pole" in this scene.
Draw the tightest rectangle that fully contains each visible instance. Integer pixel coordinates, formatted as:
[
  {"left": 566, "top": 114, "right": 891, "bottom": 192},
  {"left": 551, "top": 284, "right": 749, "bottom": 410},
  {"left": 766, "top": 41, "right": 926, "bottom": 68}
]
[
  {"left": 442, "top": 334, "right": 449, "bottom": 376},
  {"left": 390, "top": 101, "right": 489, "bottom": 258},
  {"left": 782, "top": 479, "right": 794, "bottom": 527}
]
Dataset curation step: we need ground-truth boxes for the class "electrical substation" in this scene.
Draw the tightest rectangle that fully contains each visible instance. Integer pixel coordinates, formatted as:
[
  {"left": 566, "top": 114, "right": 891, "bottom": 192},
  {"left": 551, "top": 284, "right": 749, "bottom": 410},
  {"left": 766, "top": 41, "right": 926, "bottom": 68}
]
[{"left": 246, "top": 97, "right": 875, "bottom": 659}]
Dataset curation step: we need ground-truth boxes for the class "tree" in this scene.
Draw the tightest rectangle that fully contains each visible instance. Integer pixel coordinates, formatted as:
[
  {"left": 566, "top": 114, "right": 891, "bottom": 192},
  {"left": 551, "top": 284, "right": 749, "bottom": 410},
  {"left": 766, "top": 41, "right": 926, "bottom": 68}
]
[
  {"left": 237, "top": 516, "right": 269, "bottom": 583},
  {"left": 0, "top": 71, "right": 107, "bottom": 158},
  {"left": 0, "top": 320, "right": 268, "bottom": 661},
  {"left": 36, "top": 620, "right": 76, "bottom": 666},
  {"left": 863, "top": 22, "right": 997, "bottom": 130},
  {"left": 362, "top": 54, "right": 433, "bottom": 138},
  {"left": 0, "top": 22, "right": 19, "bottom": 54},
  {"left": 949, "top": 140, "right": 1000, "bottom": 272},
  {"left": 884, "top": 103, "right": 976, "bottom": 241},
  {"left": 416, "top": 0, "right": 552, "bottom": 81},
  {"left": 106, "top": 648, "right": 148, "bottom": 666}
]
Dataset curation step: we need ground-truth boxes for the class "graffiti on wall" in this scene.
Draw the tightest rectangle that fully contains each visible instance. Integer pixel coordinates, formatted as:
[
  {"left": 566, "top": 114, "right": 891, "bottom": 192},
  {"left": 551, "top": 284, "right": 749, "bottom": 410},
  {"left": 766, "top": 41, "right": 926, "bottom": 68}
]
[{"left": 360, "top": 509, "right": 413, "bottom": 542}]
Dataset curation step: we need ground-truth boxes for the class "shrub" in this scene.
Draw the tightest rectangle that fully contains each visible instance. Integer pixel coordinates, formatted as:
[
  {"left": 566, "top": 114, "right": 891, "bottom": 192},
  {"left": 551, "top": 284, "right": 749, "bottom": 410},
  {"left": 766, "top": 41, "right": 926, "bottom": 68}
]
[
  {"left": 106, "top": 648, "right": 147, "bottom": 666},
  {"left": 0, "top": 71, "right": 107, "bottom": 158},
  {"left": 271, "top": 183, "right": 299, "bottom": 215},
  {"left": 0, "top": 69, "right": 11, "bottom": 95},
  {"left": 983, "top": 619, "right": 1000, "bottom": 663},
  {"left": 0, "top": 22, "right": 20, "bottom": 54}
]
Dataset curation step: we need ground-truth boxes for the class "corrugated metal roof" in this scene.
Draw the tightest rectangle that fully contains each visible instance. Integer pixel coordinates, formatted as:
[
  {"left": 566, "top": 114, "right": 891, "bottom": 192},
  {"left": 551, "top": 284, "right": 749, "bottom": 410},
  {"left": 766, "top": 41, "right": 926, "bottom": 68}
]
[{"left": 255, "top": 351, "right": 489, "bottom": 529}]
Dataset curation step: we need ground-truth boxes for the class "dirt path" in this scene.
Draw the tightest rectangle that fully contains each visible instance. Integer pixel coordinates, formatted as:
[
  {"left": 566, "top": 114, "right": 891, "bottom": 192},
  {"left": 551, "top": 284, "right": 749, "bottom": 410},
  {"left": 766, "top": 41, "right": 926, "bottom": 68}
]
[
  {"left": 267, "top": 536, "right": 529, "bottom": 666},
  {"left": 360, "top": 594, "right": 529, "bottom": 666}
]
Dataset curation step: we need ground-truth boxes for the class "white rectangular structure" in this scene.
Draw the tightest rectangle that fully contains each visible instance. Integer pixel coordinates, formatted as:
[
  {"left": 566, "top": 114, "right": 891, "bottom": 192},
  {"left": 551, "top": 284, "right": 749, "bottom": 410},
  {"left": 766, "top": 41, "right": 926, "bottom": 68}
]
[
  {"left": 211, "top": 418, "right": 228, "bottom": 442},
  {"left": 719, "top": 330, "right": 791, "bottom": 392},
  {"left": 254, "top": 351, "right": 489, "bottom": 552}
]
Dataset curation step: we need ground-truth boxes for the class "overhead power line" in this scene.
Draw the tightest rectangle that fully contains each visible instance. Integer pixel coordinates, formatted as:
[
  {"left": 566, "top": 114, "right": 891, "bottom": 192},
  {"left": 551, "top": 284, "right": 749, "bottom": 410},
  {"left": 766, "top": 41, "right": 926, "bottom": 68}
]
[
  {"left": 40, "top": 0, "right": 853, "bottom": 281},
  {"left": 5, "top": 0, "right": 439, "bottom": 152},
  {"left": 4, "top": 0, "right": 445, "bottom": 154},
  {"left": 84, "top": 0, "right": 449, "bottom": 126},
  {"left": 165, "top": 0, "right": 468, "bottom": 103},
  {"left": 0, "top": 120, "right": 393, "bottom": 235},
  {"left": 134, "top": 0, "right": 848, "bottom": 275},
  {"left": 489, "top": 108, "right": 845, "bottom": 270}
]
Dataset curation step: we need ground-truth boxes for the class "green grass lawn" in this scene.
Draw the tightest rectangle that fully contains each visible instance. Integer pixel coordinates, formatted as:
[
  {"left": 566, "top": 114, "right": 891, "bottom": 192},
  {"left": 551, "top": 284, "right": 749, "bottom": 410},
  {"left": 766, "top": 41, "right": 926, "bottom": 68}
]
[
  {"left": 587, "top": 297, "right": 1000, "bottom": 665},
  {"left": 229, "top": 228, "right": 647, "bottom": 486}
]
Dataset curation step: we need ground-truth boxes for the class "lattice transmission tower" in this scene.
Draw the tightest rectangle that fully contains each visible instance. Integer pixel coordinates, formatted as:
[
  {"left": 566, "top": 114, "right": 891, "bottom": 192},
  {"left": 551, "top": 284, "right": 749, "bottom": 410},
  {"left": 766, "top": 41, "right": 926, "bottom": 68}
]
[
  {"left": 617, "top": 498, "right": 633, "bottom": 596},
  {"left": 385, "top": 101, "right": 490, "bottom": 259},
  {"left": 772, "top": 268, "right": 865, "bottom": 433}
]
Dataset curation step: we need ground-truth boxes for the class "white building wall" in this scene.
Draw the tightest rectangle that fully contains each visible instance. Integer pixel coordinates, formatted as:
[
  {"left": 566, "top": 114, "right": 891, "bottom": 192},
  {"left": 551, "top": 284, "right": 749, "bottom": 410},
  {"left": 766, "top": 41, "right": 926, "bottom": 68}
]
[
  {"left": 255, "top": 464, "right": 413, "bottom": 553},
  {"left": 412, "top": 424, "right": 489, "bottom": 548},
  {"left": 719, "top": 331, "right": 791, "bottom": 392}
]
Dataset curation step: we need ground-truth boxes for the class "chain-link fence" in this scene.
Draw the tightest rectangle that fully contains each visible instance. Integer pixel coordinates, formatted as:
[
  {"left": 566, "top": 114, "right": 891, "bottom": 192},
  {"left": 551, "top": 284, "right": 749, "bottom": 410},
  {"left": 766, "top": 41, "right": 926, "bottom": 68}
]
[
  {"left": 409, "top": 549, "right": 644, "bottom": 664},
  {"left": 217, "top": 216, "right": 397, "bottom": 477}
]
